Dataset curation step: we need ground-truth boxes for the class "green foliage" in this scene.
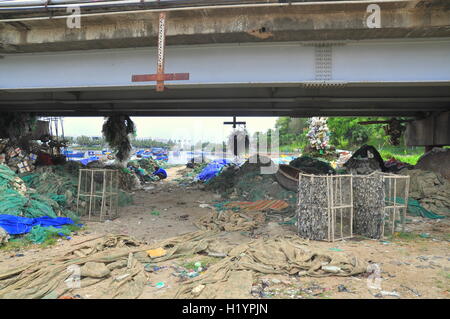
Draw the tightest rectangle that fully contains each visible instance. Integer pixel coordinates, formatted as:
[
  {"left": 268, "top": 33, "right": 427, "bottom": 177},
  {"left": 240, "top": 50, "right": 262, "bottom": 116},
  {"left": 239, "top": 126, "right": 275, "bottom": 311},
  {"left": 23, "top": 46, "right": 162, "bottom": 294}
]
[
  {"left": 327, "top": 117, "right": 389, "bottom": 149},
  {"left": 274, "top": 117, "right": 309, "bottom": 149},
  {"left": 272, "top": 117, "right": 422, "bottom": 157}
]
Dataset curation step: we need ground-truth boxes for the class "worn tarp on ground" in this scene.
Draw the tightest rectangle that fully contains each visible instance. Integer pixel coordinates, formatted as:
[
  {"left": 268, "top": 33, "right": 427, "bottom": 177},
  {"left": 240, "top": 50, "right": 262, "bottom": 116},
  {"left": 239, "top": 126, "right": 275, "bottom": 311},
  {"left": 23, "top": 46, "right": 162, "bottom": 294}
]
[
  {"left": 173, "top": 235, "right": 366, "bottom": 299},
  {"left": 0, "top": 231, "right": 366, "bottom": 299},
  {"left": 400, "top": 169, "right": 450, "bottom": 215},
  {"left": 194, "top": 210, "right": 265, "bottom": 232},
  {"left": 0, "top": 235, "right": 146, "bottom": 299}
]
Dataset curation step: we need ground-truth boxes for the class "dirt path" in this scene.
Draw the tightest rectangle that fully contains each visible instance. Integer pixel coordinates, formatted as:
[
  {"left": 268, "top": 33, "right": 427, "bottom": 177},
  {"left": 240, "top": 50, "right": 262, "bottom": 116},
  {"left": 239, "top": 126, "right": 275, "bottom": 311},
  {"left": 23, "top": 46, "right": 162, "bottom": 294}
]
[{"left": 0, "top": 166, "right": 449, "bottom": 299}]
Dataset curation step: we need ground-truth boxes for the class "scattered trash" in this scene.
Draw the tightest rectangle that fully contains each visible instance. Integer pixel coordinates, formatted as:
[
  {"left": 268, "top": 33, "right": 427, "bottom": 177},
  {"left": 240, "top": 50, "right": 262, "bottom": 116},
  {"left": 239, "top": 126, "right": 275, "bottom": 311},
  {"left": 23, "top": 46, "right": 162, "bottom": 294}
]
[
  {"left": 375, "top": 290, "right": 401, "bottom": 298},
  {"left": 188, "top": 271, "right": 200, "bottom": 278},
  {"left": 321, "top": 265, "right": 342, "bottom": 274},
  {"left": 147, "top": 247, "right": 167, "bottom": 258},
  {"left": 401, "top": 285, "right": 421, "bottom": 297},
  {"left": 155, "top": 282, "right": 165, "bottom": 289},
  {"left": 337, "top": 284, "right": 349, "bottom": 293},
  {"left": 419, "top": 233, "right": 431, "bottom": 238},
  {"left": 329, "top": 248, "right": 344, "bottom": 252},
  {"left": 114, "top": 274, "right": 131, "bottom": 282},
  {"left": 191, "top": 284, "right": 205, "bottom": 296},
  {"left": 58, "top": 295, "right": 82, "bottom": 299},
  {"left": 144, "top": 264, "right": 166, "bottom": 273},
  {"left": 150, "top": 210, "right": 160, "bottom": 216}
]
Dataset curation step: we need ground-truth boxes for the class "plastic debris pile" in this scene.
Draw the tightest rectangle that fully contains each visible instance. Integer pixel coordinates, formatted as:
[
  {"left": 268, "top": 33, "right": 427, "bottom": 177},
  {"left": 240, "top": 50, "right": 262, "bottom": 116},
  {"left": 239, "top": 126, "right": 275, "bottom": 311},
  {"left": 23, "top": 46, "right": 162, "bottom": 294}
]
[
  {"left": 0, "top": 139, "right": 39, "bottom": 174},
  {"left": 303, "top": 117, "right": 336, "bottom": 158},
  {"left": 306, "top": 117, "right": 330, "bottom": 152}
]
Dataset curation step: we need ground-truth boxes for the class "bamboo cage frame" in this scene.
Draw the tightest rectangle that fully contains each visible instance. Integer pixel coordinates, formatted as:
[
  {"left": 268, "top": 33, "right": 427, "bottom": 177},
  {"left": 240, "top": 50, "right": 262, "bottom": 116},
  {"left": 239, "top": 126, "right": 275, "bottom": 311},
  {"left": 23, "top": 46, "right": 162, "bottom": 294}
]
[
  {"left": 381, "top": 173, "right": 410, "bottom": 236},
  {"left": 76, "top": 168, "right": 119, "bottom": 222},
  {"left": 297, "top": 173, "right": 354, "bottom": 242},
  {"left": 297, "top": 172, "right": 410, "bottom": 241}
]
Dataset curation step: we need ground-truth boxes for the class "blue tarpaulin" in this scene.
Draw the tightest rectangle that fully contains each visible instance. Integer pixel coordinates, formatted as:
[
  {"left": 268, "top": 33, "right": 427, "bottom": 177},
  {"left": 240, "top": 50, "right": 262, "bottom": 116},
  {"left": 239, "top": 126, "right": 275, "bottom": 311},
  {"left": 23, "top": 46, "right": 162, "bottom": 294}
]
[
  {"left": 80, "top": 156, "right": 99, "bottom": 166},
  {"left": 196, "top": 159, "right": 232, "bottom": 182},
  {"left": 153, "top": 168, "right": 167, "bottom": 179},
  {"left": 0, "top": 215, "right": 75, "bottom": 235}
]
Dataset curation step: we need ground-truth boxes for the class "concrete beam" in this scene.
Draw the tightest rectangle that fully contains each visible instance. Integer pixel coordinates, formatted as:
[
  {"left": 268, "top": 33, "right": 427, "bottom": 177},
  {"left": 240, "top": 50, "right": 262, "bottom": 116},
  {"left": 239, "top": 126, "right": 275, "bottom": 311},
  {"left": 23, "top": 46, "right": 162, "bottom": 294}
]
[{"left": 1, "top": 0, "right": 449, "bottom": 53}]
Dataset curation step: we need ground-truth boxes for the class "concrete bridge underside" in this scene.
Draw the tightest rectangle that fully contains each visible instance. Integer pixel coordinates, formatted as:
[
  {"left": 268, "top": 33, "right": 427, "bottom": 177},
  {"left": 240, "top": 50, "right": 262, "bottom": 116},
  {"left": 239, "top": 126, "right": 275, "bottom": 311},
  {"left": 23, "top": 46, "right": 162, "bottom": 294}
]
[
  {"left": 0, "top": 40, "right": 449, "bottom": 116},
  {"left": 0, "top": 0, "right": 449, "bottom": 117}
]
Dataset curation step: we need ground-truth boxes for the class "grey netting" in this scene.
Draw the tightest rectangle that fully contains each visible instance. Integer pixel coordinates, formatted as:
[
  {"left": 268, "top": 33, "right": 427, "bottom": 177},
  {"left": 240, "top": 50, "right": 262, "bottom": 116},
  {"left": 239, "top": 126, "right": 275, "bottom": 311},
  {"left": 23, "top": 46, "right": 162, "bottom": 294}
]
[{"left": 352, "top": 173, "right": 385, "bottom": 239}]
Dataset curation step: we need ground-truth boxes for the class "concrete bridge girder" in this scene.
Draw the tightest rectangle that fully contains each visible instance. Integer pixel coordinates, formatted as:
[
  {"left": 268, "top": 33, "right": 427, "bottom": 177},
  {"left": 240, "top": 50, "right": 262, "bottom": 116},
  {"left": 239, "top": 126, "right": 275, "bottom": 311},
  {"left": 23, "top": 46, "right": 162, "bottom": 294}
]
[
  {"left": 0, "top": 39, "right": 449, "bottom": 117},
  {"left": 0, "top": 0, "right": 450, "bottom": 53}
]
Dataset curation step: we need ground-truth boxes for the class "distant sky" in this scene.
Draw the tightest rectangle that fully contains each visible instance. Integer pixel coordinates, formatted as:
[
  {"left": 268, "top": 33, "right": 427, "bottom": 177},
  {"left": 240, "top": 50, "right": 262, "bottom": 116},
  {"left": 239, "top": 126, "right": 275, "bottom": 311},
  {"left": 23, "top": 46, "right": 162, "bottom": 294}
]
[{"left": 62, "top": 117, "right": 278, "bottom": 143}]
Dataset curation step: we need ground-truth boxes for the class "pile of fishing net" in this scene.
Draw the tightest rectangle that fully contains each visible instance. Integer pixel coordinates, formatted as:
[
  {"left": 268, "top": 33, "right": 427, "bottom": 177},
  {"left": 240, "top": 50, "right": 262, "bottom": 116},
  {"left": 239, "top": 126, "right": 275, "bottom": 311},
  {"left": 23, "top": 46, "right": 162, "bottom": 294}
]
[
  {"left": 0, "top": 164, "right": 76, "bottom": 219},
  {"left": 289, "top": 155, "right": 335, "bottom": 175},
  {"left": 0, "top": 161, "right": 133, "bottom": 221},
  {"left": 128, "top": 157, "right": 167, "bottom": 171},
  {"left": 206, "top": 156, "right": 297, "bottom": 205}
]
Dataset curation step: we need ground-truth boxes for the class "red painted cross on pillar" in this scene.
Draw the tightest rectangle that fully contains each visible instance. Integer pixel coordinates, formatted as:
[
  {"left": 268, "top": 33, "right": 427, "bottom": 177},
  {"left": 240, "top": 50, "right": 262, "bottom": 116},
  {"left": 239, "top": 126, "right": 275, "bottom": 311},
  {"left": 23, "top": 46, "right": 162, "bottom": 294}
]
[{"left": 131, "top": 12, "right": 189, "bottom": 92}]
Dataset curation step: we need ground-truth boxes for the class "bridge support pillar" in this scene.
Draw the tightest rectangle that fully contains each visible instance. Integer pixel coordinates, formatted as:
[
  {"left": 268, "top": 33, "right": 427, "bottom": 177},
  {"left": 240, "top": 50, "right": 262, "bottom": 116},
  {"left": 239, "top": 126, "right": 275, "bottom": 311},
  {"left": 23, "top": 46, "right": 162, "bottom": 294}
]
[{"left": 405, "top": 111, "right": 450, "bottom": 148}]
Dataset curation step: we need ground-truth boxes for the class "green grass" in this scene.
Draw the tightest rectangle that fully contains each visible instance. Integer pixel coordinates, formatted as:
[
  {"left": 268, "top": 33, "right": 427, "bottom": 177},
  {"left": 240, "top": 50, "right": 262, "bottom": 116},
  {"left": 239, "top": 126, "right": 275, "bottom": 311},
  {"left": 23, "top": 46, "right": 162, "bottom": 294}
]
[
  {"left": 0, "top": 224, "right": 83, "bottom": 251},
  {"left": 389, "top": 232, "right": 422, "bottom": 241},
  {"left": 379, "top": 151, "right": 421, "bottom": 165}
]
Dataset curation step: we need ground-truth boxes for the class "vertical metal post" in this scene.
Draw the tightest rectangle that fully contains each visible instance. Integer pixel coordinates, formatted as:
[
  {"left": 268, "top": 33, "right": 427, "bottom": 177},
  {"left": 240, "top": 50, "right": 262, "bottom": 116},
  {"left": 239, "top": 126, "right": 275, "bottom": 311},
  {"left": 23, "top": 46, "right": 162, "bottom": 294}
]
[
  {"left": 156, "top": 12, "right": 166, "bottom": 92},
  {"left": 100, "top": 170, "right": 107, "bottom": 221},
  {"left": 350, "top": 175, "right": 353, "bottom": 238},
  {"left": 88, "top": 170, "right": 94, "bottom": 221},
  {"left": 115, "top": 170, "right": 119, "bottom": 218},
  {"left": 403, "top": 176, "right": 410, "bottom": 232},
  {"left": 76, "top": 169, "right": 82, "bottom": 218}
]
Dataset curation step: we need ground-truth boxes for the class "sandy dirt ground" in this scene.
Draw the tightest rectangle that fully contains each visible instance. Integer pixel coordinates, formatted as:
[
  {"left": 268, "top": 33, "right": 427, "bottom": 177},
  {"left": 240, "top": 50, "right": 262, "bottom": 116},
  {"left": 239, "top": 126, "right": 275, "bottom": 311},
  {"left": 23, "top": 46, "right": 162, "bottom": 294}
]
[{"left": 0, "top": 165, "right": 449, "bottom": 299}]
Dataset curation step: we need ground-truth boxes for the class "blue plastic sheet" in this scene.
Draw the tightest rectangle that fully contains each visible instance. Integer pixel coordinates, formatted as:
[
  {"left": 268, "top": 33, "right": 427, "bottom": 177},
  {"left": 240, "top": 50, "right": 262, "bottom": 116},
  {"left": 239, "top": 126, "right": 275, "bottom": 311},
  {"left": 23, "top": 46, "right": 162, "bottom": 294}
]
[
  {"left": 153, "top": 168, "right": 167, "bottom": 179},
  {"left": 0, "top": 215, "right": 75, "bottom": 235},
  {"left": 80, "top": 156, "right": 99, "bottom": 166},
  {"left": 196, "top": 159, "right": 232, "bottom": 182}
]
